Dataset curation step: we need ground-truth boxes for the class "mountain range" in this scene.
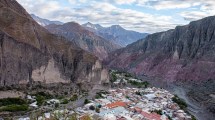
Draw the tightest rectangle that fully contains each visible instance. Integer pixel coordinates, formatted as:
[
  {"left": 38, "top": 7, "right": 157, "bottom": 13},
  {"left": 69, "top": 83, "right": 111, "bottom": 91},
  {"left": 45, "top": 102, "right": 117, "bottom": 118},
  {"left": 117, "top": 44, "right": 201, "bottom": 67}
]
[
  {"left": 45, "top": 22, "right": 120, "bottom": 60},
  {"left": 31, "top": 14, "right": 148, "bottom": 47},
  {"left": 82, "top": 22, "right": 148, "bottom": 46},
  {"left": 0, "top": 0, "right": 109, "bottom": 90},
  {"left": 105, "top": 16, "right": 215, "bottom": 82}
]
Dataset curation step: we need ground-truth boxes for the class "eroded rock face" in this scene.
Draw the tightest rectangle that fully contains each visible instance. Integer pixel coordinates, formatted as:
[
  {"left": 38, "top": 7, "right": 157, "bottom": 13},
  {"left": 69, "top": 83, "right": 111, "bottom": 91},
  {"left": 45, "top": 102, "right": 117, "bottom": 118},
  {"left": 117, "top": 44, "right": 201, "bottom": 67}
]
[
  {"left": 45, "top": 22, "right": 120, "bottom": 60},
  {"left": 105, "top": 16, "right": 215, "bottom": 82},
  {"left": 0, "top": 0, "right": 109, "bottom": 90}
]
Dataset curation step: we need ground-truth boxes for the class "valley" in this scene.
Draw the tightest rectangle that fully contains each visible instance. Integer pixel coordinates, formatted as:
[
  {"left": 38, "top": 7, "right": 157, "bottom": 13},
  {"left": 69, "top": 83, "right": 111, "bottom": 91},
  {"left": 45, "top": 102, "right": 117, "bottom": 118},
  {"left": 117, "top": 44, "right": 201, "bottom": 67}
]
[{"left": 0, "top": 0, "right": 215, "bottom": 120}]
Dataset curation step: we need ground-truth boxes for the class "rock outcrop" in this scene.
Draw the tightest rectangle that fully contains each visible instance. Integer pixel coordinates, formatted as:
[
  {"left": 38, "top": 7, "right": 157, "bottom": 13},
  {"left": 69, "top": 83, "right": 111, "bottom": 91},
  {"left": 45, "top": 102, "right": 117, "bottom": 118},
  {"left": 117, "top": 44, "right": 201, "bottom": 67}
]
[{"left": 0, "top": 0, "right": 109, "bottom": 89}]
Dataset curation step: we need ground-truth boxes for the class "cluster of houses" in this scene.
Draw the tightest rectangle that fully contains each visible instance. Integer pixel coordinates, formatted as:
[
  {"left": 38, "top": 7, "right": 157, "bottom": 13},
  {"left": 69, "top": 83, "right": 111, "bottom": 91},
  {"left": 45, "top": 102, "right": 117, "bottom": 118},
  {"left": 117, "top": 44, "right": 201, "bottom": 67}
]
[
  {"left": 18, "top": 71, "right": 194, "bottom": 120},
  {"left": 19, "top": 87, "right": 193, "bottom": 120},
  {"left": 74, "top": 87, "right": 193, "bottom": 120}
]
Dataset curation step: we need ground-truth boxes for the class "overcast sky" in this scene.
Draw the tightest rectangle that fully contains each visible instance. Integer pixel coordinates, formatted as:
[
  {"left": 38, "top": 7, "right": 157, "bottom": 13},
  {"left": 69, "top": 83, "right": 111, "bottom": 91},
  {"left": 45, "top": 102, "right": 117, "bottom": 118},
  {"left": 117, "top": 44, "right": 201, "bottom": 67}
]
[{"left": 17, "top": 0, "right": 215, "bottom": 33}]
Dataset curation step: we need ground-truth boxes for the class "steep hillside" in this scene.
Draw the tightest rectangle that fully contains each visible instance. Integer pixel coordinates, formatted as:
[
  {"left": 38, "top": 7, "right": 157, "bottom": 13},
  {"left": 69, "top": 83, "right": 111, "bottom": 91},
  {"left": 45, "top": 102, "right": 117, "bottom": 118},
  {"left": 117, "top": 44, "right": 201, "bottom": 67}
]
[
  {"left": 106, "top": 16, "right": 215, "bottom": 82},
  {"left": 31, "top": 14, "right": 63, "bottom": 26},
  {"left": 82, "top": 22, "right": 148, "bottom": 46},
  {"left": 0, "top": 0, "right": 109, "bottom": 90},
  {"left": 45, "top": 23, "right": 120, "bottom": 60}
]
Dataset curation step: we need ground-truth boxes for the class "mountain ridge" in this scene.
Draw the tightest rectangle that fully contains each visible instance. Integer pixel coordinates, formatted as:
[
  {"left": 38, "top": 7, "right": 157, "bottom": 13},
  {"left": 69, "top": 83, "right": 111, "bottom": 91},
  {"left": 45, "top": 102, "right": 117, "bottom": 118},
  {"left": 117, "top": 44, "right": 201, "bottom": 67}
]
[
  {"left": 31, "top": 14, "right": 63, "bottom": 26},
  {"left": 45, "top": 22, "right": 121, "bottom": 60},
  {"left": 82, "top": 22, "right": 149, "bottom": 46}
]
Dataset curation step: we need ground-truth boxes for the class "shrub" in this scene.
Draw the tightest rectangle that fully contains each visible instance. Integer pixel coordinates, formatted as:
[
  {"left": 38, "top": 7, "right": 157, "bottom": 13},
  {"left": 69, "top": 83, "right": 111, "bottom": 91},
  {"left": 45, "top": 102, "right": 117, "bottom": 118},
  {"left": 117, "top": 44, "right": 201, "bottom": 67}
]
[
  {"left": 98, "top": 104, "right": 102, "bottom": 108},
  {"left": 95, "top": 92, "right": 104, "bottom": 99},
  {"left": 35, "top": 95, "right": 45, "bottom": 106},
  {"left": 55, "top": 103, "right": 59, "bottom": 108},
  {"left": 125, "top": 73, "right": 132, "bottom": 77},
  {"left": 95, "top": 107, "right": 100, "bottom": 113},
  {"left": 135, "top": 91, "right": 141, "bottom": 96},
  {"left": 84, "top": 99, "right": 90, "bottom": 104},
  {"left": 151, "top": 109, "right": 162, "bottom": 115},
  {"left": 110, "top": 73, "right": 117, "bottom": 83},
  {"left": 61, "top": 99, "right": 69, "bottom": 104},
  {"left": 33, "top": 92, "right": 53, "bottom": 106},
  {"left": 70, "top": 94, "right": 78, "bottom": 101},
  {"left": 89, "top": 105, "right": 95, "bottom": 110}
]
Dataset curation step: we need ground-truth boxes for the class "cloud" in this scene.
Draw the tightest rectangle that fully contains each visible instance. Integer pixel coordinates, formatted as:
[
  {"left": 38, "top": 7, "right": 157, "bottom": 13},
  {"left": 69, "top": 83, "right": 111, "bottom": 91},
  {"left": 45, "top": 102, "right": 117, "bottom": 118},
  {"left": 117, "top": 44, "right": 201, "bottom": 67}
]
[
  {"left": 17, "top": 0, "right": 180, "bottom": 33},
  {"left": 114, "top": 0, "right": 136, "bottom": 5},
  {"left": 177, "top": 0, "right": 215, "bottom": 21},
  {"left": 16, "top": 0, "right": 215, "bottom": 33},
  {"left": 180, "top": 11, "right": 209, "bottom": 21}
]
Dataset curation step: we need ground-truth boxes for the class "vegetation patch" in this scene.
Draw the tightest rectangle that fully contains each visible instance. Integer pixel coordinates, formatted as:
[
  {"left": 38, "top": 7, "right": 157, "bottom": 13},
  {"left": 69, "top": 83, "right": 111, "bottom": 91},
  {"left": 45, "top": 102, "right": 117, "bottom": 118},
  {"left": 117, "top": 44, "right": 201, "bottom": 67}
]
[
  {"left": 33, "top": 92, "right": 53, "bottom": 106},
  {"left": 110, "top": 72, "right": 117, "bottom": 83},
  {"left": 172, "top": 95, "right": 187, "bottom": 110},
  {"left": 0, "top": 104, "right": 28, "bottom": 112},
  {"left": 84, "top": 99, "right": 90, "bottom": 104},
  {"left": 0, "top": 98, "right": 27, "bottom": 106},
  {"left": 61, "top": 99, "right": 69, "bottom": 104},
  {"left": 0, "top": 98, "right": 28, "bottom": 112},
  {"left": 128, "top": 80, "right": 149, "bottom": 88}
]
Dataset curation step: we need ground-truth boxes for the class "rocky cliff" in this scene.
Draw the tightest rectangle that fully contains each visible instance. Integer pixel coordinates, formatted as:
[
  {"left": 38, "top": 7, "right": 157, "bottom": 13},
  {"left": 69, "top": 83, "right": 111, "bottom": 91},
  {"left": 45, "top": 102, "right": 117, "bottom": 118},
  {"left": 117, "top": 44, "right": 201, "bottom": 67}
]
[
  {"left": 45, "top": 23, "right": 120, "bottom": 60},
  {"left": 106, "top": 15, "right": 215, "bottom": 82},
  {"left": 0, "top": 0, "right": 109, "bottom": 89}
]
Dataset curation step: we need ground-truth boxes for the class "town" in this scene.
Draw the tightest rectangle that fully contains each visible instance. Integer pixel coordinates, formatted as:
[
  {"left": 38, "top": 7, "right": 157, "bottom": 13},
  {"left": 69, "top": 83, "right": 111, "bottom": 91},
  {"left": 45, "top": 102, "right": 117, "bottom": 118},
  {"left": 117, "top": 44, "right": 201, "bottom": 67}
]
[{"left": 16, "top": 70, "right": 195, "bottom": 120}]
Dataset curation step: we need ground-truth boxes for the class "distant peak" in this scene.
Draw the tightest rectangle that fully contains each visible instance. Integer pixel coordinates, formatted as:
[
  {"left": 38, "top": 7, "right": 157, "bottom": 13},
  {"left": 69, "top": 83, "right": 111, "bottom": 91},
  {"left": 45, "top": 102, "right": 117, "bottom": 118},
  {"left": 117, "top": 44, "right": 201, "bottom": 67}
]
[
  {"left": 83, "top": 22, "right": 103, "bottom": 30},
  {"left": 111, "top": 25, "right": 124, "bottom": 29}
]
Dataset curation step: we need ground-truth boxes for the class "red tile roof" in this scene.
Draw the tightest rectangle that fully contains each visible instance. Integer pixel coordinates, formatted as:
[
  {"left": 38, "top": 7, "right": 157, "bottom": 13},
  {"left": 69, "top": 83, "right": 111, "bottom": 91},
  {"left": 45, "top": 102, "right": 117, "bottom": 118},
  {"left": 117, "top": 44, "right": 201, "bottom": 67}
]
[
  {"left": 106, "top": 101, "right": 127, "bottom": 108},
  {"left": 141, "top": 111, "right": 166, "bottom": 120}
]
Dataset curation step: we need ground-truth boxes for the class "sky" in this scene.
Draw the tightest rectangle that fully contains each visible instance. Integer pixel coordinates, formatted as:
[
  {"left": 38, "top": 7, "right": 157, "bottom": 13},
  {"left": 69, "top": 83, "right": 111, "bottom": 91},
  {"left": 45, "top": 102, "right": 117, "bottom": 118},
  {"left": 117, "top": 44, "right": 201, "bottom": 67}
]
[{"left": 17, "top": 0, "right": 215, "bottom": 33}]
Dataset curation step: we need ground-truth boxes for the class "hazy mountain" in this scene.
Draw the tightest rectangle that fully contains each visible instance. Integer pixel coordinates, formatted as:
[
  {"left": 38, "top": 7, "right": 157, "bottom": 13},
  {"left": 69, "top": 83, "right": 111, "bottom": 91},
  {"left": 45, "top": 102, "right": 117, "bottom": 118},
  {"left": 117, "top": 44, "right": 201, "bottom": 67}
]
[
  {"left": 82, "top": 22, "right": 148, "bottom": 46},
  {"left": 0, "top": 0, "right": 109, "bottom": 89},
  {"left": 45, "top": 22, "right": 121, "bottom": 60},
  {"left": 31, "top": 14, "right": 63, "bottom": 26}
]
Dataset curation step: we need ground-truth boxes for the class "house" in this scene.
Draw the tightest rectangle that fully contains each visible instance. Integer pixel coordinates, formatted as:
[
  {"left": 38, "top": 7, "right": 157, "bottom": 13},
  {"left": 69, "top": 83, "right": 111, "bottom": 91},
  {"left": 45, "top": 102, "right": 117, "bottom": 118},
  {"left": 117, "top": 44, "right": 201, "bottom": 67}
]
[
  {"left": 103, "top": 114, "right": 116, "bottom": 120},
  {"left": 99, "top": 107, "right": 129, "bottom": 117},
  {"left": 106, "top": 101, "right": 127, "bottom": 109},
  {"left": 141, "top": 111, "right": 168, "bottom": 120}
]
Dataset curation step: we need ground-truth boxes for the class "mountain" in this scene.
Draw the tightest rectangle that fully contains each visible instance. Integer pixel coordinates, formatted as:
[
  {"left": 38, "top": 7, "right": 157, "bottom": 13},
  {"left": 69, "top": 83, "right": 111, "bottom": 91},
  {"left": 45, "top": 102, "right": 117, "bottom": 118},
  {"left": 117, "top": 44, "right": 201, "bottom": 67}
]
[
  {"left": 105, "top": 16, "right": 215, "bottom": 117},
  {"left": 82, "top": 22, "right": 148, "bottom": 46},
  {"left": 106, "top": 16, "right": 215, "bottom": 82},
  {"left": 0, "top": 0, "right": 109, "bottom": 90},
  {"left": 45, "top": 22, "right": 121, "bottom": 60},
  {"left": 31, "top": 14, "right": 63, "bottom": 26}
]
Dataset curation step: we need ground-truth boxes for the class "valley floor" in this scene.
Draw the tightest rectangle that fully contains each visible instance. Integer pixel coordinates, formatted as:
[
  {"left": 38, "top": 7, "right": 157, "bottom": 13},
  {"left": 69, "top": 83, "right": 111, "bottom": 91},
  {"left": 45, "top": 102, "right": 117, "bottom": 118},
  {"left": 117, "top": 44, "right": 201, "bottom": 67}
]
[{"left": 1, "top": 71, "right": 213, "bottom": 120}]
